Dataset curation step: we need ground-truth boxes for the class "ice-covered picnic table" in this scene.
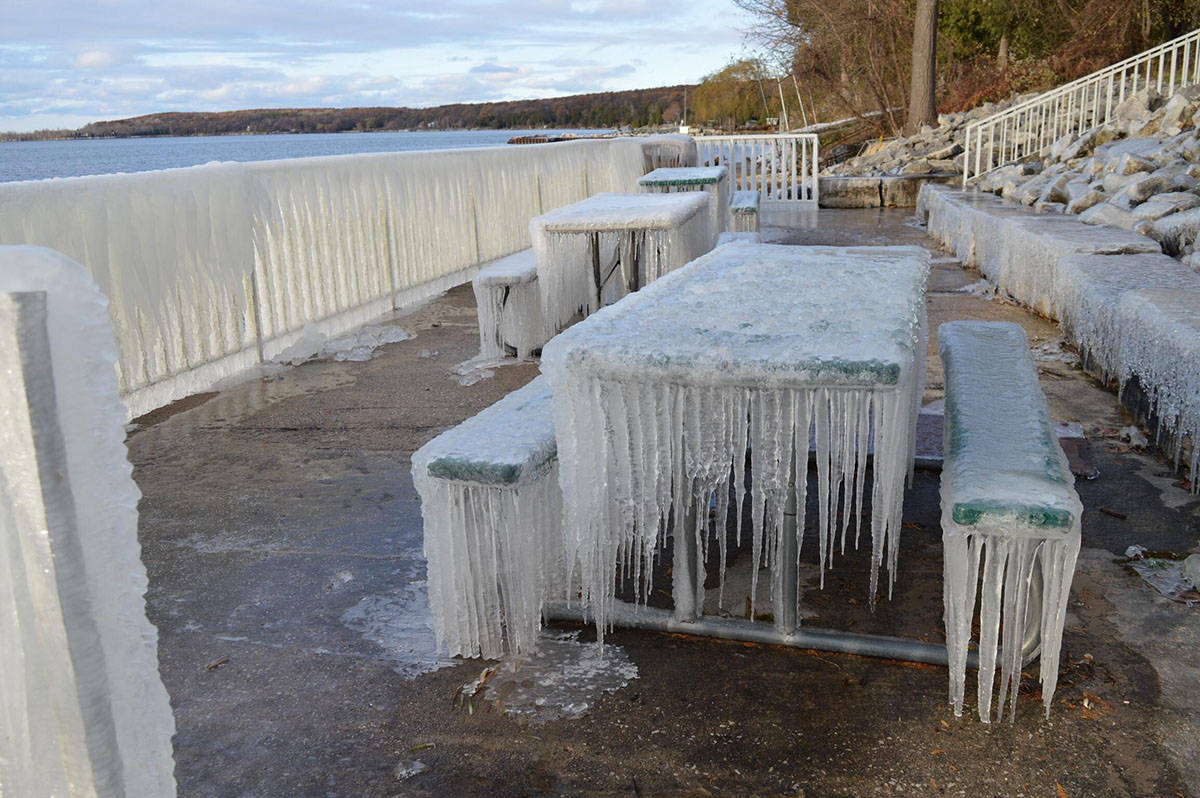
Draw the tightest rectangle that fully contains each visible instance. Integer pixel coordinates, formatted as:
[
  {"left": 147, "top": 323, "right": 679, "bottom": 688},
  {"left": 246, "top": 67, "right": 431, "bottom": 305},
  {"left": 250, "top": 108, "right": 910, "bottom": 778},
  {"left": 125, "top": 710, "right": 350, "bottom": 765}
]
[
  {"left": 541, "top": 243, "right": 931, "bottom": 640},
  {"left": 531, "top": 191, "right": 711, "bottom": 335},
  {"left": 637, "top": 165, "right": 729, "bottom": 244}
]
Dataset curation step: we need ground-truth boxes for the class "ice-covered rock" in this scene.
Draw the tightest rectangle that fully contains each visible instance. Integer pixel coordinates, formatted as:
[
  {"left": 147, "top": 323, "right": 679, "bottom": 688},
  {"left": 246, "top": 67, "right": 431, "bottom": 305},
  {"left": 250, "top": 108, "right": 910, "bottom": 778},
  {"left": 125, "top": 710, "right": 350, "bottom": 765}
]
[
  {"left": 1079, "top": 202, "right": 1138, "bottom": 229},
  {"left": 1130, "top": 191, "right": 1200, "bottom": 221},
  {"left": 1149, "top": 206, "right": 1200, "bottom": 255},
  {"left": 1066, "top": 189, "right": 1108, "bottom": 214}
]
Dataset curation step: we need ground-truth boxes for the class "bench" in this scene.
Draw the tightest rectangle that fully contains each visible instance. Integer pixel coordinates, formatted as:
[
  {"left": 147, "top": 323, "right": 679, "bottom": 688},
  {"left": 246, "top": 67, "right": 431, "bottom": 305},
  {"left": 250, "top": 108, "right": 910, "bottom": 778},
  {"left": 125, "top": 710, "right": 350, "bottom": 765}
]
[
  {"left": 729, "top": 190, "right": 760, "bottom": 233},
  {"left": 716, "top": 231, "right": 762, "bottom": 245},
  {"left": 471, "top": 249, "right": 546, "bottom": 360},
  {"left": 412, "top": 375, "right": 564, "bottom": 658},
  {"left": 939, "top": 321, "right": 1082, "bottom": 723}
]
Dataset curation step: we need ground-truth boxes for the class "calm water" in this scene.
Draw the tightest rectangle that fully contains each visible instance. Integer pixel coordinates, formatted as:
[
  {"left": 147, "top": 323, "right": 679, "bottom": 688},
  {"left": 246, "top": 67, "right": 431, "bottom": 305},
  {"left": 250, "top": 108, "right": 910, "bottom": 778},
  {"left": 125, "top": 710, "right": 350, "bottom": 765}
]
[{"left": 0, "top": 129, "right": 615, "bottom": 183}]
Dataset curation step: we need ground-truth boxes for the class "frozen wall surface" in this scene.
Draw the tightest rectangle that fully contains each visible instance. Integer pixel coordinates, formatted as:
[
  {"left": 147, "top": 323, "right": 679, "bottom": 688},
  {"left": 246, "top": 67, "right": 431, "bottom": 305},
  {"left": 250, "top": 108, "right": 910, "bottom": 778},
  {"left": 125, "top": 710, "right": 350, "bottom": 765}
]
[
  {"left": 920, "top": 183, "right": 1199, "bottom": 492},
  {"left": 0, "top": 138, "right": 646, "bottom": 419},
  {"left": 0, "top": 246, "right": 176, "bottom": 795}
]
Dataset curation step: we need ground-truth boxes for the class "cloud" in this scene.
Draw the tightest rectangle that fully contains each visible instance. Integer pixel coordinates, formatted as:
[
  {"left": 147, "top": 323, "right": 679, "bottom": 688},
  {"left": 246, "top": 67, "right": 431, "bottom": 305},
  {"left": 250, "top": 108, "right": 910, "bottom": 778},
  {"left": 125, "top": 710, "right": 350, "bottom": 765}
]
[
  {"left": 74, "top": 49, "right": 120, "bottom": 69},
  {"left": 0, "top": 0, "right": 756, "bottom": 130}
]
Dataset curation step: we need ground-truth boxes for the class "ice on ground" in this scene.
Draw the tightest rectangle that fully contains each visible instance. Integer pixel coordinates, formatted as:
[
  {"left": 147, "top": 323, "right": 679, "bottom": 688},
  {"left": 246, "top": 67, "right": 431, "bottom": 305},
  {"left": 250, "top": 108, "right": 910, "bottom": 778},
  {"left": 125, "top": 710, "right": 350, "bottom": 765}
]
[
  {"left": 393, "top": 760, "right": 429, "bottom": 780},
  {"left": 340, "top": 582, "right": 454, "bottom": 679},
  {"left": 272, "top": 322, "right": 412, "bottom": 366},
  {"left": 1127, "top": 557, "right": 1200, "bottom": 606},
  {"left": 1029, "top": 336, "right": 1080, "bottom": 366},
  {"left": 454, "top": 630, "right": 638, "bottom": 724}
]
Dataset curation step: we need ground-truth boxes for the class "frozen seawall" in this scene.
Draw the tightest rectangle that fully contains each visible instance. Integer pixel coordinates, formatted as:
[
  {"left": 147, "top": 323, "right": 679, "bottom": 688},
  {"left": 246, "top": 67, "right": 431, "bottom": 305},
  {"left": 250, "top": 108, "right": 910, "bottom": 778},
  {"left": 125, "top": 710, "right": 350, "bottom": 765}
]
[
  {"left": 0, "top": 246, "right": 176, "bottom": 795},
  {"left": 0, "top": 138, "right": 647, "bottom": 418}
]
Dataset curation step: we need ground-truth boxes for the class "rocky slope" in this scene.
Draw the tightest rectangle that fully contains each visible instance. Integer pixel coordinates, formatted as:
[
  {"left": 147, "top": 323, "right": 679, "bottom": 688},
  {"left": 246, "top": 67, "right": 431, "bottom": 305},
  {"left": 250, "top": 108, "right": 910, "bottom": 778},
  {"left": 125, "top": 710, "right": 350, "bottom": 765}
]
[{"left": 971, "top": 87, "right": 1200, "bottom": 270}]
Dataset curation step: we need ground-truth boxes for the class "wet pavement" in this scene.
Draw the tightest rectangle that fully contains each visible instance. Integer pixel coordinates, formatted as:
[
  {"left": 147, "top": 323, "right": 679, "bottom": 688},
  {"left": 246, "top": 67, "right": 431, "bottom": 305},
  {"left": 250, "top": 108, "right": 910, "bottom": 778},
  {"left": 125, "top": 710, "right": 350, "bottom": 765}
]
[{"left": 130, "top": 208, "right": 1200, "bottom": 796}]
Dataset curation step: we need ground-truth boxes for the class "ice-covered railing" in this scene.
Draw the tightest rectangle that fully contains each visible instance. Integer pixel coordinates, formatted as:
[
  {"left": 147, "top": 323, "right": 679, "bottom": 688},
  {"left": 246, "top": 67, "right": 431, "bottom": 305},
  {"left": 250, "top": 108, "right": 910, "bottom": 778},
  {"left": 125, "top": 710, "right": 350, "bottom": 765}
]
[
  {"left": 0, "top": 245, "right": 176, "bottom": 794},
  {"left": 964, "top": 27, "right": 1200, "bottom": 184},
  {"left": 0, "top": 138, "right": 646, "bottom": 418},
  {"left": 695, "top": 134, "right": 819, "bottom": 205}
]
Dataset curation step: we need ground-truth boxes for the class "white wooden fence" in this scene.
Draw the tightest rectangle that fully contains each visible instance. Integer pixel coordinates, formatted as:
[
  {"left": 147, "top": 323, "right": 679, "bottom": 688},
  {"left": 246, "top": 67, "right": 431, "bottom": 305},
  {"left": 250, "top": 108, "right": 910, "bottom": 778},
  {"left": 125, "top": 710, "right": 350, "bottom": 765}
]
[
  {"left": 964, "top": 27, "right": 1200, "bottom": 185},
  {"left": 695, "top": 134, "right": 820, "bottom": 205}
]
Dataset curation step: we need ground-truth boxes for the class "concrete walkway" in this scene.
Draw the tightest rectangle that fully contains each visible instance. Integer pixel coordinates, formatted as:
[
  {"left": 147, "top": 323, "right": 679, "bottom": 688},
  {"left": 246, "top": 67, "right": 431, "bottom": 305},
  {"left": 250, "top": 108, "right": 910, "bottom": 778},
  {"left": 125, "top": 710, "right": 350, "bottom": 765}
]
[{"left": 131, "top": 208, "right": 1200, "bottom": 796}]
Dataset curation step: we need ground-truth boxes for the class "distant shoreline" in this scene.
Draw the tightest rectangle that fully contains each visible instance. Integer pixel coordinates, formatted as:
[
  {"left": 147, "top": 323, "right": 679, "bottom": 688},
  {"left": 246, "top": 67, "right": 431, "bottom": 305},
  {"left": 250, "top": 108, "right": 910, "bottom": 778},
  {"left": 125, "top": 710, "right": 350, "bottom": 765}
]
[
  {"left": 1, "top": 86, "right": 691, "bottom": 143},
  {"left": 0, "top": 127, "right": 622, "bottom": 144}
]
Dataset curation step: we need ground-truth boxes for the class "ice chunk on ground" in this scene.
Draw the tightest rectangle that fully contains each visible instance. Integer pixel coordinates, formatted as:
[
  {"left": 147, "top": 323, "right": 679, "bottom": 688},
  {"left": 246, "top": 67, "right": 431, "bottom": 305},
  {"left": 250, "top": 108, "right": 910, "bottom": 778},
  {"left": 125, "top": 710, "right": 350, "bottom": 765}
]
[{"left": 454, "top": 630, "right": 638, "bottom": 723}]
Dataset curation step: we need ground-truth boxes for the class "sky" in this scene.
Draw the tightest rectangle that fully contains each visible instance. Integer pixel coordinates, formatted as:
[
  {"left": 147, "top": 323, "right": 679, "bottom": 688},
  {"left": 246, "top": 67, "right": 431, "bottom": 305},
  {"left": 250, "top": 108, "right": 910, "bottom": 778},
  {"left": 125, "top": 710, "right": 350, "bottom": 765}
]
[{"left": 0, "top": 0, "right": 757, "bottom": 132}]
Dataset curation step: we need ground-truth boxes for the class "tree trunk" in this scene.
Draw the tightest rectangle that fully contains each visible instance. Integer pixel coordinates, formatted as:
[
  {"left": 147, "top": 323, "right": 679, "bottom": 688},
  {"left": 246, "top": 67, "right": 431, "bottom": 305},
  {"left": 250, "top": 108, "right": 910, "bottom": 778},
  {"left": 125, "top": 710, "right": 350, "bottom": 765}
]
[
  {"left": 997, "top": 30, "right": 1010, "bottom": 68},
  {"left": 905, "top": 0, "right": 939, "bottom": 134}
]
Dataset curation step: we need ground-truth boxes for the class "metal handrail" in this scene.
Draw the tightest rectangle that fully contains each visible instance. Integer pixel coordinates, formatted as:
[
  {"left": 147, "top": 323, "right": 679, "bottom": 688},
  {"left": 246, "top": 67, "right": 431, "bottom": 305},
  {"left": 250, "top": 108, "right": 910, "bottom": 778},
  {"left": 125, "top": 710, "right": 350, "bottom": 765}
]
[{"left": 963, "top": 27, "right": 1200, "bottom": 185}]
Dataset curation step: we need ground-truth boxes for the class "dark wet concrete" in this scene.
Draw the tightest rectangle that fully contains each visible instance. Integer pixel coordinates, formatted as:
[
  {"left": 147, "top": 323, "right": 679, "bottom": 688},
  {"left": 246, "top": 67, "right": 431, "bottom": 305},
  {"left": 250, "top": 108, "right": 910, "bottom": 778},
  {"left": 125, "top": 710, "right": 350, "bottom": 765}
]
[{"left": 132, "top": 207, "right": 1200, "bottom": 796}]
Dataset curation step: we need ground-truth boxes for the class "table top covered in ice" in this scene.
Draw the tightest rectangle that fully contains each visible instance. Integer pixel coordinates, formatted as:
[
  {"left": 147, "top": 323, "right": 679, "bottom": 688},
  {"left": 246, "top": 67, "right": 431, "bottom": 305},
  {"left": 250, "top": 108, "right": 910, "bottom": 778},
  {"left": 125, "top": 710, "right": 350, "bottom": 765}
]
[
  {"left": 412, "top": 376, "right": 556, "bottom": 486},
  {"left": 637, "top": 166, "right": 728, "bottom": 187},
  {"left": 541, "top": 243, "right": 930, "bottom": 388},
  {"left": 533, "top": 192, "right": 709, "bottom": 233}
]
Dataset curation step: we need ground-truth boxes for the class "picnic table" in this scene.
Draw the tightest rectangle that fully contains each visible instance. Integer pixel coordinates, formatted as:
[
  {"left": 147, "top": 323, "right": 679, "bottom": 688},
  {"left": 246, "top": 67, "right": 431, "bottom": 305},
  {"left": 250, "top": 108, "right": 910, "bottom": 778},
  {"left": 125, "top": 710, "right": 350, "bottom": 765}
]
[
  {"left": 541, "top": 243, "right": 931, "bottom": 643},
  {"left": 530, "top": 191, "right": 711, "bottom": 335},
  {"left": 637, "top": 165, "right": 730, "bottom": 245}
]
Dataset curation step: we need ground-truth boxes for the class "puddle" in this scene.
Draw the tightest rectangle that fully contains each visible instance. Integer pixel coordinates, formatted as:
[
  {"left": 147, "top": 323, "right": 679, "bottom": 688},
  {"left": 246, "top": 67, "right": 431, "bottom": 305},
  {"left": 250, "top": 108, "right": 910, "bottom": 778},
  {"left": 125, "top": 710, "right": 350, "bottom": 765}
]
[
  {"left": 454, "top": 630, "right": 638, "bottom": 724},
  {"left": 341, "top": 580, "right": 454, "bottom": 678}
]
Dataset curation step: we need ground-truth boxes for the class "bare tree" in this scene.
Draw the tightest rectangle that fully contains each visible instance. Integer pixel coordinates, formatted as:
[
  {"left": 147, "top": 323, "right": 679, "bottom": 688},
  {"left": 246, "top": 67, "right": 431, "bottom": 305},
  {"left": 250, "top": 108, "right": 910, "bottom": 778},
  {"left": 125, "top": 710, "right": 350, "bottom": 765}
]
[{"left": 905, "top": 0, "right": 939, "bottom": 133}]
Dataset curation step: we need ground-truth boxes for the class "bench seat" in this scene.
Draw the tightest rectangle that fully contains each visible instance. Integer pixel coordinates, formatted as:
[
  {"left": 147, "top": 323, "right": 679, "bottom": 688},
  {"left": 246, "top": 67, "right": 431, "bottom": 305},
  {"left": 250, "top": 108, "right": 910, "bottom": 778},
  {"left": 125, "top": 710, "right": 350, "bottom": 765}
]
[
  {"left": 471, "top": 248, "right": 546, "bottom": 360},
  {"left": 729, "top": 190, "right": 760, "bottom": 233},
  {"left": 939, "top": 321, "right": 1081, "bottom": 723},
  {"left": 412, "top": 376, "right": 564, "bottom": 658}
]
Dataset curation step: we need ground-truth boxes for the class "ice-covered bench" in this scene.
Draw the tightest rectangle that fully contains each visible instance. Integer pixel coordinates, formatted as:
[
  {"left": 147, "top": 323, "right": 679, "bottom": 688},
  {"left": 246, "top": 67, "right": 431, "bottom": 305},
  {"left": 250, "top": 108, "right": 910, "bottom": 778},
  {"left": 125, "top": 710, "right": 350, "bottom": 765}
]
[
  {"left": 412, "top": 375, "right": 565, "bottom": 659},
  {"left": 939, "top": 321, "right": 1082, "bottom": 723},
  {"left": 729, "top": 190, "right": 760, "bottom": 232},
  {"left": 471, "top": 249, "right": 546, "bottom": 360}
]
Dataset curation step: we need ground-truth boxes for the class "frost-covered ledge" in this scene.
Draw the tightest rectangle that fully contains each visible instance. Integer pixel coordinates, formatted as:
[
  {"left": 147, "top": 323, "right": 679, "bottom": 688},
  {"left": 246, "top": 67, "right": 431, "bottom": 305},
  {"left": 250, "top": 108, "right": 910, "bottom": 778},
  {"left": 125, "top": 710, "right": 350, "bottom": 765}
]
[
  {"left": 0, "top": 245, "right": 177, "bottom": 794},
  {"left": 0, "top": 138, "right": 647, "bottom": 418}
]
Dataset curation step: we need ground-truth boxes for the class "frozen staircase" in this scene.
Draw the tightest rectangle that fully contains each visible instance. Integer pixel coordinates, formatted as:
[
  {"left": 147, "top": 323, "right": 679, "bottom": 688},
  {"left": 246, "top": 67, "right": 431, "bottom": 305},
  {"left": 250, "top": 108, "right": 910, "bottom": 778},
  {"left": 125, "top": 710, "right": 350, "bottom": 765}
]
[{"left": 964, "top": 27, "right": 1200, "bottom": 184}]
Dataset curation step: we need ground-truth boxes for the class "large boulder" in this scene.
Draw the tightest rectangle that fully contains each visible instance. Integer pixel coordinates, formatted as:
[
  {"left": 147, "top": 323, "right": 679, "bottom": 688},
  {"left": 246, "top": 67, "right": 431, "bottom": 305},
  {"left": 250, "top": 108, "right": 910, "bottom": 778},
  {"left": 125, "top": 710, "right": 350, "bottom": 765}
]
[
  {"left": 1108, "top": 174, "right": 1172, "bottom": 208},
  {"left": 1079, "top": 202, "right": 1139, "bottom": 229},
  {"left": 1130, "top": 191, "right": 1200, "bottom": 222},
  {"left": 1102, "top": 170, "right": 1149, "bottom": 194},
  {"left": 1066, "top": 189, "right": 1108, "bottom": 214}
]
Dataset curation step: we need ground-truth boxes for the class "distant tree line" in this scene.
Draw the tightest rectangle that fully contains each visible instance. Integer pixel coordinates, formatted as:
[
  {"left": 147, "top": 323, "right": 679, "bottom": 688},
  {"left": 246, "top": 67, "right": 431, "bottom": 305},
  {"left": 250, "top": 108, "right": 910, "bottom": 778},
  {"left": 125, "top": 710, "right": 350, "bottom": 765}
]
[{"left": 0, "top": 86, "right": 688, "bottom": 141}]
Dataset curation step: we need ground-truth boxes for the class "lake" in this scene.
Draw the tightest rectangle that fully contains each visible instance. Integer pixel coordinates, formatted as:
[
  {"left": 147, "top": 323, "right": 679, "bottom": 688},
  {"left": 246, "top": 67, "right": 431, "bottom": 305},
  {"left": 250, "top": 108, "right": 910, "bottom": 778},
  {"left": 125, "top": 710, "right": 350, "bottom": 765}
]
[{"left": 0, "top": 128, "right": 616, "bottom": 183}]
